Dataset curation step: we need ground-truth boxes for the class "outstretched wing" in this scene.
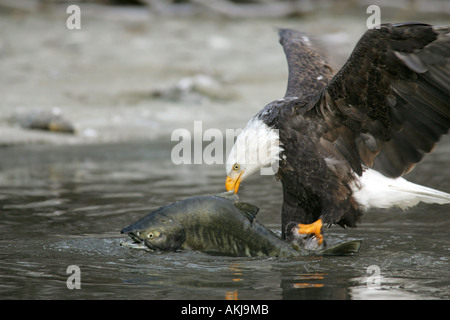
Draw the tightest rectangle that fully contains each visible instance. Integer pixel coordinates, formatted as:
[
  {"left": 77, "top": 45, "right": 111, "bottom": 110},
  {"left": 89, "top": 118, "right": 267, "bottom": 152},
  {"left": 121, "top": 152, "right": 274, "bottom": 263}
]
[
  {"left": 279, "top": 28, "right": 334, "bottom": 99},
  {"left": 314, "top": 23, "right": 450, "bottom": 177}
]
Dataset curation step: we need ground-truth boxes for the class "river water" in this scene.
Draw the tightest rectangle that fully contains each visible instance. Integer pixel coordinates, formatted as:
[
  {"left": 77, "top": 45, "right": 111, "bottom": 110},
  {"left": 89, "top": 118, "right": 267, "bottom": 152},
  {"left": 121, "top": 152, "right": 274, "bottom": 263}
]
[
  {"left": 1, "top": 2, "right": 449, "bottom": 301},
  {"left": 0, "top": 140, "right": 449, "bottom": 300}
]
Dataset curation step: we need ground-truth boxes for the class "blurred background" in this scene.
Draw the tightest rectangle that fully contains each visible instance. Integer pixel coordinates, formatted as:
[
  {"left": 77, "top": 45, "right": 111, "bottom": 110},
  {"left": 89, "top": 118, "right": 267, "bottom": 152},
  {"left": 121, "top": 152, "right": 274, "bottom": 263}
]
[{"left": 1, "top": 0, "right": 449, "bottom": 147}]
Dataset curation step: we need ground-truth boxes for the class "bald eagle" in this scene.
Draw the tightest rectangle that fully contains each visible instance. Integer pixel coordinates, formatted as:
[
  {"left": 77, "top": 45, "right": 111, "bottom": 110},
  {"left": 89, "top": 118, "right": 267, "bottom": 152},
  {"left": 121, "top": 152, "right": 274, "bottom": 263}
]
[{"left": 225, "top": 23, "right": 450, "bottom": 245}]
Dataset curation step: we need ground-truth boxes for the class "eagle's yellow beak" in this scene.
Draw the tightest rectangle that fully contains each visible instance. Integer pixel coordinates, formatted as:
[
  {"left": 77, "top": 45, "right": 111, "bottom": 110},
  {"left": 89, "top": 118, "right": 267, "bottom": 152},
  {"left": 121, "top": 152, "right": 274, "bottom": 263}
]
[{"left": 225, "top": 172, "right": 243, "bottom": 194}]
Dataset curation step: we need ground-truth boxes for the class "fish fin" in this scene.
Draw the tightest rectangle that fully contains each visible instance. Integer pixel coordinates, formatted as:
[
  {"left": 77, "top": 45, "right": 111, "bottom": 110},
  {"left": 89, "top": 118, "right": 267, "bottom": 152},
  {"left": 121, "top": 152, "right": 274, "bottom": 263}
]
[
  {"left": 215, "top": 191, "right": 239, "bottom": 201},
  {"left": 234, "top": 201, "right": 259, "bottom": 222},
  {"left": 320, "top": 240, "right": 362, "bottom": 256}
]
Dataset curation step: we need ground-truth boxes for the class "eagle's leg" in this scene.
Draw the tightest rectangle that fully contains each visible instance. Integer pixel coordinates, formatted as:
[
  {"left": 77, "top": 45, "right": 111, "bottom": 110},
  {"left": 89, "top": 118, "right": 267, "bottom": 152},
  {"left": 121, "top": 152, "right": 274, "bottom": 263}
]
[{"left": 295, "top": 219, "right": 324, "bottom": 244}]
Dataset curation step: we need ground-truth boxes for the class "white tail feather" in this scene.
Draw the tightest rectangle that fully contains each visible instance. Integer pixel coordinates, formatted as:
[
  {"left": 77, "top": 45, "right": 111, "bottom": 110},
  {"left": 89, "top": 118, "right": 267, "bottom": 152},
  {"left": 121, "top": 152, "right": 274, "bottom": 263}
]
[{"left": 352, "top": 169, "right": 450, "bottom": 211}]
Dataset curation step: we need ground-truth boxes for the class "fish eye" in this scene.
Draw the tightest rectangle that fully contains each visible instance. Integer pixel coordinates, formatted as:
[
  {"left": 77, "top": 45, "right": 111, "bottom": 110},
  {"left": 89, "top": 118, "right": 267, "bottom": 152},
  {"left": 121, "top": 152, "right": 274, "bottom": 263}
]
[
  {"left": 233, "top": 163, "right": 240, "bottom": 171},
  {"left": 146, "top": 231, "right": 160, "bottom": 239}
]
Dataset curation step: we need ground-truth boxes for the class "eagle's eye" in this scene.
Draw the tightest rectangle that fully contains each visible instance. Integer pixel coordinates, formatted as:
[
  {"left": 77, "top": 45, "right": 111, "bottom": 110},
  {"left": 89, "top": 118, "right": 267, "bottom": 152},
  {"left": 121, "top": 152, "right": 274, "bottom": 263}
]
[{"left": 233, "top": 163, "right": 240, "bottom": 171}]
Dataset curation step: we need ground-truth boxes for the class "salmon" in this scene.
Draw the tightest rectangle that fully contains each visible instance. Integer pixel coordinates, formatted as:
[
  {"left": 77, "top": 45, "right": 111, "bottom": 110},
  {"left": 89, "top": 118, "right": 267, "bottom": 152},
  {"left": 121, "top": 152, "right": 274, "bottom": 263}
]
[{"left": 120, "top": 192, "right": 361, "bottom": 257}]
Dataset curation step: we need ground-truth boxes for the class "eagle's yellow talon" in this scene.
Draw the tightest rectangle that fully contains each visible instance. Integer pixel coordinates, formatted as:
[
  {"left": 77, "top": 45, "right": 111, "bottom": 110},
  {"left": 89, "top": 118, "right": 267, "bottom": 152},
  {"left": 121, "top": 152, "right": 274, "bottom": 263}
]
[{"left": 297, "top": 219, "right": 324, "bottom": 244}]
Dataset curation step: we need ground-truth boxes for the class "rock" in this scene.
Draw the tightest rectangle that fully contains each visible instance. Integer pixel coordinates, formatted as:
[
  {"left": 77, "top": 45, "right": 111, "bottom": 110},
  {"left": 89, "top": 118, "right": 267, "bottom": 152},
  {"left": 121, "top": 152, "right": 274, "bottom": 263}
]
[{"left": 11, "top": 108, "right": 76, "bottom": 134}]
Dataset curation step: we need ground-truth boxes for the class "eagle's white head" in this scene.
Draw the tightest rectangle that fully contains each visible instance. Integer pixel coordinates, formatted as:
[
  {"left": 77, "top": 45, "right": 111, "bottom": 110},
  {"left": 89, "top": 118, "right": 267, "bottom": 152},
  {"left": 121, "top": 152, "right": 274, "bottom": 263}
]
[{"left": 225, "top": 117, "right": 282, "bottom": 193}]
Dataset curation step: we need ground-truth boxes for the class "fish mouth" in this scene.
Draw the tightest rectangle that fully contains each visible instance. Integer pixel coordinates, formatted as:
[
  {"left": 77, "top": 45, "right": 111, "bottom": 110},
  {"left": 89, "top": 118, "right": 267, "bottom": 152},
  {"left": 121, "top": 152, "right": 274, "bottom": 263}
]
[
  {"left": 125, "top": 232, "right": 161, "bottom": 251},
  {"left": 123, "top": 232, "right": 159, "bottom": 251},
  {"left": 143, "top": 239, "right": 159, "bottom": 251},
  {"left": 125, "top": 232, "right": 144, "bottom": 244},
  {"left": 123, "top": 231, "right": 161, "bottom": 251}
]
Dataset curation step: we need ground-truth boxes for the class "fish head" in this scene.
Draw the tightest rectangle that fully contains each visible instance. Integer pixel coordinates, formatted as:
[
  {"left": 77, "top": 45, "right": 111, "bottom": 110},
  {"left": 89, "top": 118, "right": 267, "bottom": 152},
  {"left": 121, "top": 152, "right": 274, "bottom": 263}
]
[
  {"left": 141, "top": 220, "right": 186, "bottom": 251},
  {"left": 121, "top": 210, "right": 186, "bottom": 251}
]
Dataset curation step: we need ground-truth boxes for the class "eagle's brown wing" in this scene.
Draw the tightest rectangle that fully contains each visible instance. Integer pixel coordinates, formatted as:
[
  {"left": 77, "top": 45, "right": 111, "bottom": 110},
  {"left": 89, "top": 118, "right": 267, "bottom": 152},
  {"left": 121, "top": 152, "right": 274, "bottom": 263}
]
[
  {"left": 314, "top": 23, "right": 450, "bottom": 177},
  {"left": 279, "top": 28, "right": 334, "bottom": 99}
]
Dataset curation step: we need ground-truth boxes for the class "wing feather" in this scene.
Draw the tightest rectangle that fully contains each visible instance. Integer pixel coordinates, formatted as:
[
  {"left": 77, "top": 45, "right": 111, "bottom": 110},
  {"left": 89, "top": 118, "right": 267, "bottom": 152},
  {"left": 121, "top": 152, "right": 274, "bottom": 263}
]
[
  {"left": 313, "top": 23, "right": 450, "bottom": 178},
  {"left": 278, "top": 28, "right": 334, "bottom": 99}
]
